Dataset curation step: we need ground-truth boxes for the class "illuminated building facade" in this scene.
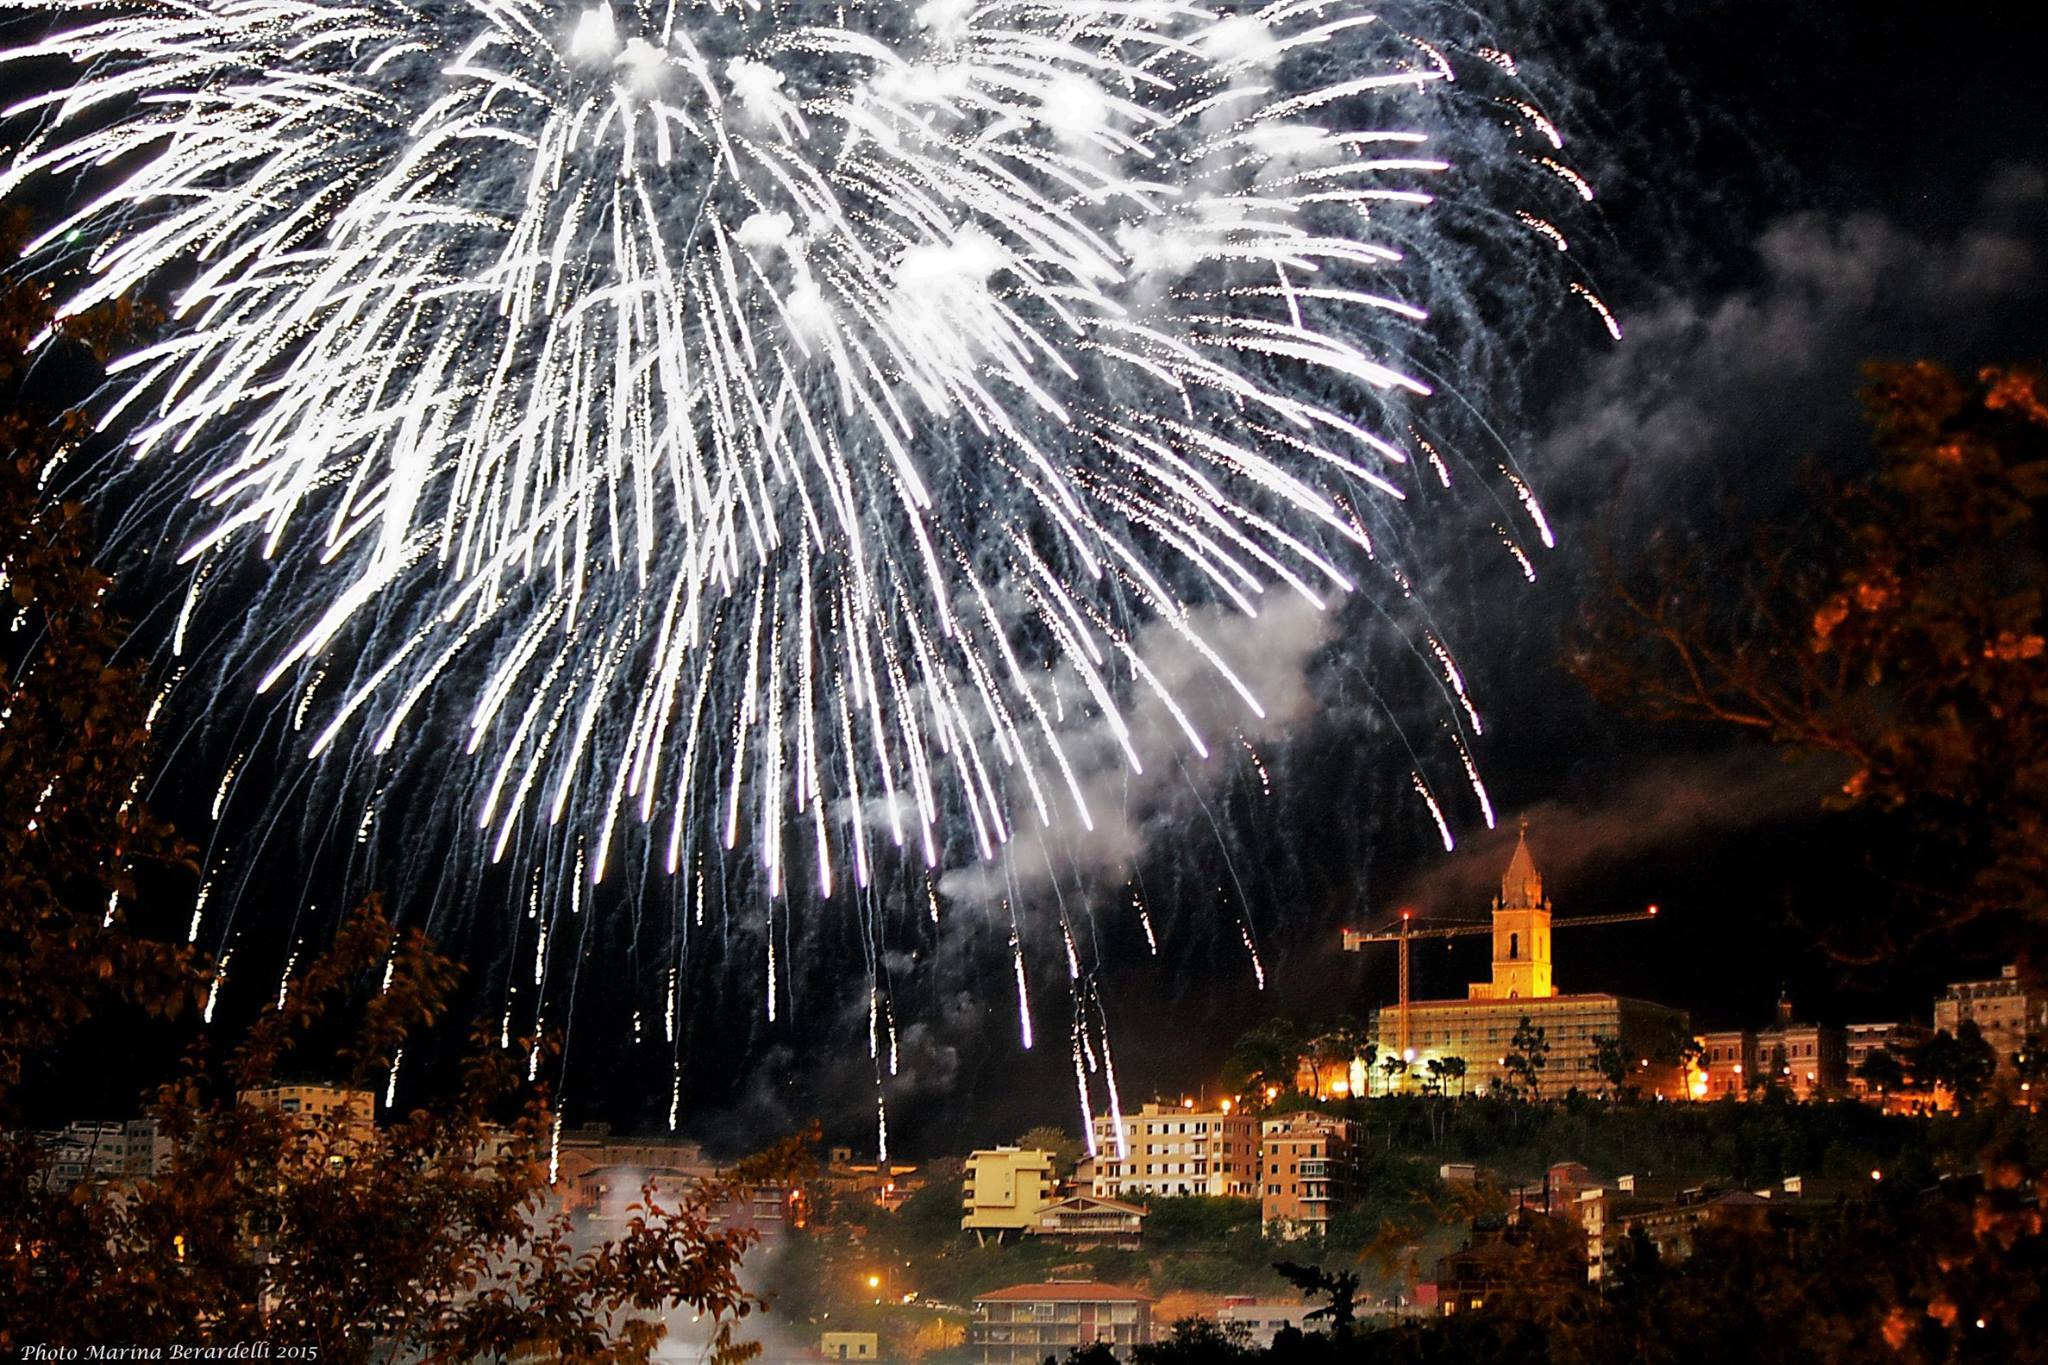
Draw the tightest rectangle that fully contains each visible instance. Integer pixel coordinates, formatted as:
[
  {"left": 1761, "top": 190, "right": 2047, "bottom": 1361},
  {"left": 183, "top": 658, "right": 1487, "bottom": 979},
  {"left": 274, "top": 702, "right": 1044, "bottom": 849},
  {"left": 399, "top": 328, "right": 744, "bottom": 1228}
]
[
  {"left": 1089, "top": 1102, "right": 1261, "bottom": 1199},
  {"left": 1935, "top": 965, "right": 2047, "bottom": 1084},
  {"left": 1259, "top": 1111, "right": 1358, "bottom": 1239},
  {"left": 961, "top": 1146, "right": 1058, "bottom": 1241},
  {"left": 1363, "top": 833, "right": 1689, "bottom": 1101},
  {"left": 970, "top": 1283, "right": 1152, "bottom": 1365},
  {"left": 1701, "top": 998, "right": 1847, "bottom": 1101}
]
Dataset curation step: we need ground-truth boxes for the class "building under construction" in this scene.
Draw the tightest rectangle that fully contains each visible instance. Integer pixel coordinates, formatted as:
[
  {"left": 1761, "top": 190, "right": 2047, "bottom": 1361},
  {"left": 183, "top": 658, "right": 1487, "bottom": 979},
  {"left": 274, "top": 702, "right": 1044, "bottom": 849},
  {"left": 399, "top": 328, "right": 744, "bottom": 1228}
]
[{"left": 1351, "top": 824, "right": 1690, "bottom": 1101}]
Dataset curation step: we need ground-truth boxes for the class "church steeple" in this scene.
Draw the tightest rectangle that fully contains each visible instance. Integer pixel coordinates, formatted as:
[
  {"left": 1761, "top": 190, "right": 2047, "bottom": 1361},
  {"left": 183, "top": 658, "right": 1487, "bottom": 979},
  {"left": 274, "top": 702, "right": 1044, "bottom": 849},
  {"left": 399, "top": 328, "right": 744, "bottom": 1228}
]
[
  {"left": 1497, "top": 817, "right": 1550, "bottom": 912},
  {"left": 1470, "top": 818, "right": 1556, "bottom": 1001}
]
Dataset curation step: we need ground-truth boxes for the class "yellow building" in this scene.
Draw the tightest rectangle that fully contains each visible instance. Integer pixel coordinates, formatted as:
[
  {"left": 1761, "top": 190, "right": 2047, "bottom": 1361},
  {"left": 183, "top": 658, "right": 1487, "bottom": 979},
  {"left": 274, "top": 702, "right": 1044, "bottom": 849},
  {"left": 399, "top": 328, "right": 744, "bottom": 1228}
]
[
  {"left": 239, "top": 1084, "right": 376, "bottom": 1142},
  {"left": 822, "top": 1333, "right": 880, "bottom": 1361},
  {"left": 1367, "top": 829, "right": 1688, "bottom": 1101},
  {"left": 961, "top": 1147, "right": 1058, "bottom": 1242}
]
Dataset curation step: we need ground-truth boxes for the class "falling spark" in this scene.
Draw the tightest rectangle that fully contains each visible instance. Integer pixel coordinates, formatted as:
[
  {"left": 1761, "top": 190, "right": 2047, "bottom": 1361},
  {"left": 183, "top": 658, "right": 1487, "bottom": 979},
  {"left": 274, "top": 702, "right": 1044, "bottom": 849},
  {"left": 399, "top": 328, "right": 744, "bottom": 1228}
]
[
  {"left": 1011, "top": 929, "right": 1033, "bottom": 1052},
  {"left": 1237, "top": 917, "right": 1267, "bottom": 991},
  {"left": 1570, "top": 282, "right": 1625, "bottom": 341},
  {"left": 1412, "top": 771, "right": 1456, "bottom": 852},
  {"left": 1493, "top": 523, "right": 1537, "bottom": 583},
  {"left": 1538, "top": 157, "right": 1596, "bottom": 202},
  {"left": 210, "top": 754, "right": 242, "bottom": 822},
  {"left": 203, "top": 948, "right": 231, "bottom": 1024},
  {"left": 385, "top": 1048, "right": 403, "bottom": 1108},
  {"left": 1237, "top": 735, "right": 1272, "bottom": 795},
  {"left": 1515, "top": 210, "right": 1568, "bottom": 251},
  {"left": 188, "top": 879, "right": 211, "bottom": 943},
  {"left": 1501, "top": 469, "right": 1557, "bottom": 548},
  {"left": 276, "top": 943, "right": 300, "bottom": 1011}
]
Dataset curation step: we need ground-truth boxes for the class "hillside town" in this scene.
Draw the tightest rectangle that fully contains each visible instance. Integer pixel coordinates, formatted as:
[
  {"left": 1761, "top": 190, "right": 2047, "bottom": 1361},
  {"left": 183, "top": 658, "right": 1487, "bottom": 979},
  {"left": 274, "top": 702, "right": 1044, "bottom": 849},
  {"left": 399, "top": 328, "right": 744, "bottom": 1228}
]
[{"left": 29, "top": 832, "right": 2043, "bottom": 1363}]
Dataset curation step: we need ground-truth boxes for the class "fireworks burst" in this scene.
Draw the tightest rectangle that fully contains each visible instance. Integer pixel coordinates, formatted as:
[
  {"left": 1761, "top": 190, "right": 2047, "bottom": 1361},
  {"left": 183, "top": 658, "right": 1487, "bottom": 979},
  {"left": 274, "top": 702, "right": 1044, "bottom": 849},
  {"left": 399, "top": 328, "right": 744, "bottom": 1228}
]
[{"left": 3, "top": 0, "right": 1611, "bottom": 1121}]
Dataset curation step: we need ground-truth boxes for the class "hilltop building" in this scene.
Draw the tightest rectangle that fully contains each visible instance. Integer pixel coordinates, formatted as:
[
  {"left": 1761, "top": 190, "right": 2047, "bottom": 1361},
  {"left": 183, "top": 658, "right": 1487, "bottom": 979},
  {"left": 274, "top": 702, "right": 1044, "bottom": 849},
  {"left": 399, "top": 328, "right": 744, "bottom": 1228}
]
[
  {"left": 1089, "top": 1101, "right": 1261, "bottom": 1199},
  {"left": 1935, "top": 965, "right": 2046, "bottom": 1085},
  {"left": 1364, "top": 827, "right": 1689, "bottom": 1101},
  {"left": 1699, "top": 996, "right": 1848, "bottom": 1102},
  {"left": 1259, "top": 1111, "right": 1358, "bottom": 1239},
  {"left": 961, "top": 1147, "right": 1058, "bottom": 1243}
]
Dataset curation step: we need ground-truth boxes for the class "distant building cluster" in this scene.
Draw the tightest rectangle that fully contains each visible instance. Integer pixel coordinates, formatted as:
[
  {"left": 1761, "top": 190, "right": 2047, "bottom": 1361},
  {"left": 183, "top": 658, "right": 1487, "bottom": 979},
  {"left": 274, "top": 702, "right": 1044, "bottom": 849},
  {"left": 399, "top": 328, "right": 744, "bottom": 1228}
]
[{"left": 1302, "top": 826, "right": 2047, "bottom": 1111}]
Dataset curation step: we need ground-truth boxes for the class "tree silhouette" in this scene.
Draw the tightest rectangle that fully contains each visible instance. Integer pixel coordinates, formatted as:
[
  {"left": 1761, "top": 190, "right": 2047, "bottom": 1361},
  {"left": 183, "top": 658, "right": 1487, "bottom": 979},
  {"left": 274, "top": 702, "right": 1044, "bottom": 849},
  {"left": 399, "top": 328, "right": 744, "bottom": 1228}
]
[
  {"left": 1, "top": 901, "right": 771, "bottom": 1363},
  {"left": 1502, "top": 1017, "right": 1549, "bottom": 1101},
  {"left": 1572, "top": 362, "right": 2048, "bottom": 959}
]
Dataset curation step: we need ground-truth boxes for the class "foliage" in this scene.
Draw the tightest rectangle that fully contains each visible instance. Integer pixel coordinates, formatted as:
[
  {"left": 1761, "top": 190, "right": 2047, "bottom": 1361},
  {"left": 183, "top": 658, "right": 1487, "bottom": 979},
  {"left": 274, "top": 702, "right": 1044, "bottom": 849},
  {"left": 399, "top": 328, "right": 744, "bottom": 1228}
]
[
  {"left": 0, "top": 217, "right": 197, "bottom": 1108},
  {"left": 1590, "top": 1034, "right": 1632, "bottom": 1100},
  {"left": 1501, "top": 1018, "right": 1549, "bottom": 1100},
  {"left": 1272, "top": 1261, "right": 1361, "bottom": 1334},
  {"left": 1303, "top": 1024, "right": 1365, "bottom": 1099},
  {"left": 1134, "top": 1316, "right": 1257, "bottom": 1365},
  {"left": 1225, "top": 1019, "right": 1310, "bottom": 1106},
  {"left": 1, "top": 901, "right": 767, "bottom": 1363},
  {"left": 1572, "top": 361, "right": 2048, "bottom": 959},
  {"left": 1909, "top": 1023, "right": 2000, "bottom": 1112},
  {"left": 1143, "top": 1195, "right": 1261, "bottom": 1244},
  {"left": 1859, "top": 1047, "right": 1910, "bottom": 1096},
  {"left": 1016, "top": 1125, "right": 1085, "bottom": 1180},
  {"left": 1112, "top": 1151, "right": 2047, "bottom": 1363}
]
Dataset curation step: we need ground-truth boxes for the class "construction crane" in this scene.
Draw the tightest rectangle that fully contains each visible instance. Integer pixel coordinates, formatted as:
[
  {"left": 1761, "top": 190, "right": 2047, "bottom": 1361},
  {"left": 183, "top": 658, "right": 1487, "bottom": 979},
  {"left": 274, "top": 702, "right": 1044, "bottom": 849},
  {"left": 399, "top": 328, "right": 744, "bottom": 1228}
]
[{"left": 1341, "top": 905, "right": 1660, "bottom": 1061}]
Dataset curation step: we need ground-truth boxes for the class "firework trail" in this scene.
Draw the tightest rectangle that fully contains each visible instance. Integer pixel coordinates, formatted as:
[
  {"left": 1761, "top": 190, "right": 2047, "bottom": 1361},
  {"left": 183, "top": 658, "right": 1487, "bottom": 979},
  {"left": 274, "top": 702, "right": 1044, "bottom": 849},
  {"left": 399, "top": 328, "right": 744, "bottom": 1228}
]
[{"left": 3, "top": 0, "right": 1609, "bottom": 1118}]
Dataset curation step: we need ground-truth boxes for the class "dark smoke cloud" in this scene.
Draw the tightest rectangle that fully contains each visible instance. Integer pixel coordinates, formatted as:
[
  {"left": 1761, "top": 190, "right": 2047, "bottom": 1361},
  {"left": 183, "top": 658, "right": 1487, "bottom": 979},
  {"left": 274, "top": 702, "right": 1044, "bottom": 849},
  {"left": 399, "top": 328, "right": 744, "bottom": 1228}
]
[
  {"left": 1392, "top": 750, "right": 1845, "bottom": 918},
  {"left": 1536, "top": 164, "right": 2045, "bottom": 512}
]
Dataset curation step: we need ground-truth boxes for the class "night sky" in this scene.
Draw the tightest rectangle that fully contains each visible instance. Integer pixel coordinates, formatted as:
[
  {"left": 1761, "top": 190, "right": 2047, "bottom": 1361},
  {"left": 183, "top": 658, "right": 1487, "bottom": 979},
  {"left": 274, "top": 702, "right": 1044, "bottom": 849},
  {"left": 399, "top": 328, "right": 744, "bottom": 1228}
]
[
  {"left": 24, "top": 0, "right": 2048, "bottom": 1152},
  {"left": 731, "top": 0, "right": 2048, "bottom": 1157}
]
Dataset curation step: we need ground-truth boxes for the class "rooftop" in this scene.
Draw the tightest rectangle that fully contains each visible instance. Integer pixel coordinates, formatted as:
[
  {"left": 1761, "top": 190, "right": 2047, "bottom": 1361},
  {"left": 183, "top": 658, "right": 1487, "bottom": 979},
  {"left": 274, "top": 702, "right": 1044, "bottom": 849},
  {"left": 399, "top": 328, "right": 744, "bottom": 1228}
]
[{"left": 974, "top": 1283, "right": 1152, "bottom": 1303}]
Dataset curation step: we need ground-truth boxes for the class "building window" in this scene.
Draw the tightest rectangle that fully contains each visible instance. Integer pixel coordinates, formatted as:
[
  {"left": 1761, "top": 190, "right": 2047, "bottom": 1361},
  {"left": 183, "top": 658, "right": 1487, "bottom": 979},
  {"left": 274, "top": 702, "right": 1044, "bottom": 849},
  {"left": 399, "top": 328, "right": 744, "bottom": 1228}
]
[{"left": 1509, "top": 933, "right": 1519, "bottom": 960}]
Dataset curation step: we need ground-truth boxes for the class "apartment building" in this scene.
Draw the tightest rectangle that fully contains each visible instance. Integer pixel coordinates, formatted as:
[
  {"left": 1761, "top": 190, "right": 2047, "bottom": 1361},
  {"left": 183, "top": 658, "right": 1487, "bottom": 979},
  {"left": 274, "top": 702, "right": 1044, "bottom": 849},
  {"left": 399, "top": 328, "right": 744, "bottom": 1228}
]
[
  {"left": 1259, "top": 1111, "right": 1357, "bottom": 1239},
  {"left": 1089, "top": 1101, "right": 1261, "bottom": 1199}
]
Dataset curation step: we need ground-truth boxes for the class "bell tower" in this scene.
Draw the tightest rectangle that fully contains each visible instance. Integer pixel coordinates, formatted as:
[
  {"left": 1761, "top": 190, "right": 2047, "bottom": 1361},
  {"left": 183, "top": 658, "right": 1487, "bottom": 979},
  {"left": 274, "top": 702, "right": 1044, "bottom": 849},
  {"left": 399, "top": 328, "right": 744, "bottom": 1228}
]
[{"left": 1469, "top": 819, "right": 1554, "bottom": 1000}]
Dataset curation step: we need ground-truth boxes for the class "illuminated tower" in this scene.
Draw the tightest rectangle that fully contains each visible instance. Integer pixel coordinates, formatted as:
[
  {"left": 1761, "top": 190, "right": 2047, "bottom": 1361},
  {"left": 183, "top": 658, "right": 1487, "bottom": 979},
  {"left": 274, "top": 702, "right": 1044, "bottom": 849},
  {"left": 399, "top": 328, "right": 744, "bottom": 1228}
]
[{"left": 1470, "top": 819, "right": 1554, "bottom": 1000}]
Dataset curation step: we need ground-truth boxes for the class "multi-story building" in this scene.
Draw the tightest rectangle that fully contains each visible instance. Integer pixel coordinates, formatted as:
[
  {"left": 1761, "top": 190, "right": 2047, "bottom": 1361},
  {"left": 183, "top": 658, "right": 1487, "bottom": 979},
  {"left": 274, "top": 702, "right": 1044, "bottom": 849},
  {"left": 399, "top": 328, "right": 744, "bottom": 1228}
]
[
  {"left": 1365, "top": 831, "right": 1690, "bottom": 1101},
  {"left": 1845, "top": 1021, "right": 1931, "bottom": 1102},
  {"left": 1259, "top": 1112, "right": 1357, "bottom": 1239},
  {"left": 1935, "top": 966, "right": 2047, "bottom": 1082},
  {"left": 1698, "top": 999, "right": 1848, "bottom": 1102},
  {"left": 1755, "top": 997, "right": 1848, "bottom": 1101},
  {"left": 961, "top": 1147, "right": 1058, "bottom": 1242},
  {"left": 1089, "top": 1101, "right": 1261, "bottom": 1200},
  {"left": 36, "top": 1119, "right": 172, "bottom": 1188},
  {"left": 240, "top": 1084, "right": 376, "bottom": 1136},
  {"left": 970, "top": 1282, "right": 1152, "bottom": 1365},
  {"left": 551, "top": 1124, "right": 717, "bottom": 1212},
  {"left": 1697, "top": 1030, "right": 1755, "bottom": 1101}
]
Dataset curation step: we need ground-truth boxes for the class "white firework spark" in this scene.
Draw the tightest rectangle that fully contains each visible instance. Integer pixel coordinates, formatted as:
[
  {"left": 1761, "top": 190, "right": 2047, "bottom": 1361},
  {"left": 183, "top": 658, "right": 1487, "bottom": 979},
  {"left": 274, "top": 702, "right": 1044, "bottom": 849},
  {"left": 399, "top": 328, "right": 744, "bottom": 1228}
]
[{"left": 3, "top": 0, "right": 1585, "bottom": 886}]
